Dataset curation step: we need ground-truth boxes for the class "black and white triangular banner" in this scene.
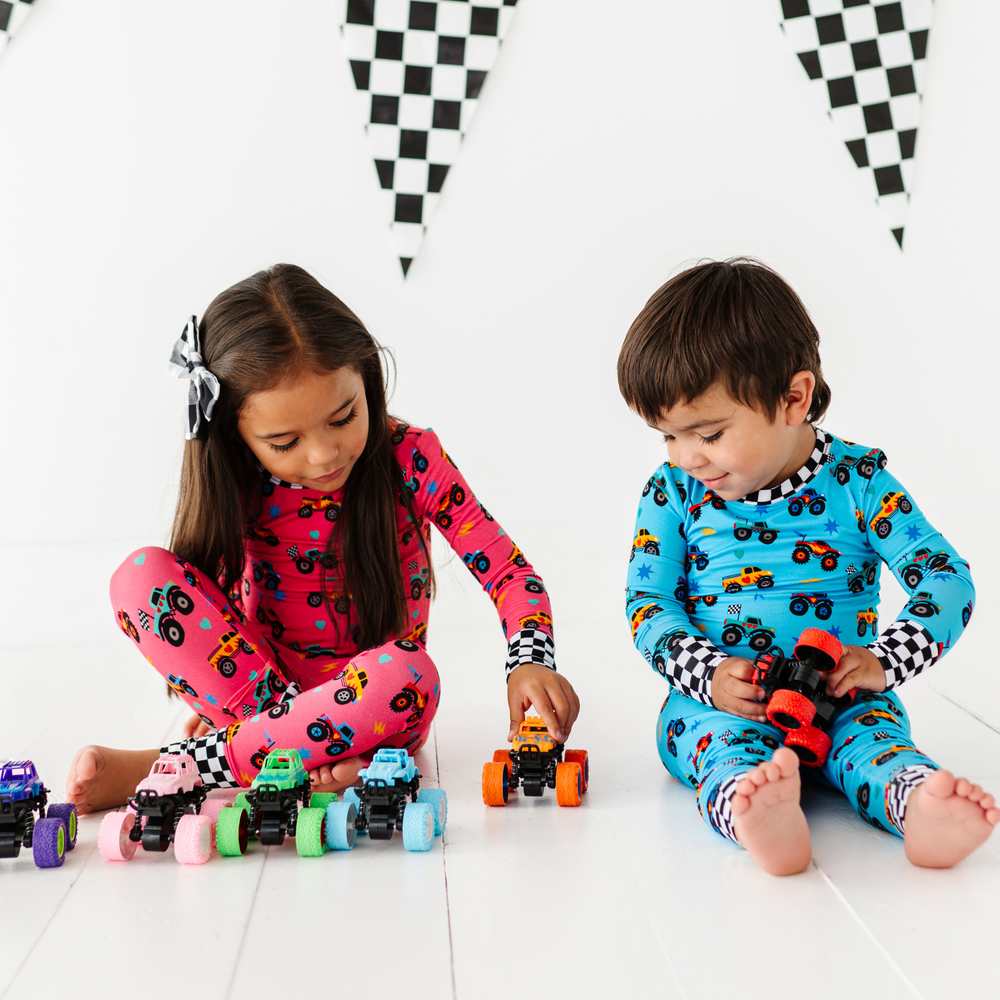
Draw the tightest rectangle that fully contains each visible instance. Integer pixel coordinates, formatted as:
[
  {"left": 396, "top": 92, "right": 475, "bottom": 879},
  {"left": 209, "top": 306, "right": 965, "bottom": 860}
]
[
  {"left": 776, "top": 0, "right": 933, "bottom": 247},
  {"left": 337, "top": 0, "right": 518, "bottom": 275},
  {"left": 0, "top": 0, "right": 34, "bottom": 53}
]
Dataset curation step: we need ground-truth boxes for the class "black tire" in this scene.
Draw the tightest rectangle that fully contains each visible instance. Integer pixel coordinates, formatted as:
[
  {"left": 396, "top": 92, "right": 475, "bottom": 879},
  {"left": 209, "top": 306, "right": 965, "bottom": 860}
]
[
  {"left": 685, "top": 599, "right": 696, "bottom": 615},
  {"left": 391, "top": 690, "right": 416, "bottom": 713},
  {"left": 182, "top": 681, "right": 197, "bottom": 697},
  {"left": 725, "top": 583, "right": 742, "bottom": 593},
  {"left": 703, "top": 594, "right": 717, "bottom": 606},
  {"left": 810, "top": 500, "right": 826, "bottom": 515},
  {"left": 910, "top": 602, "right": 935, "bottom": 618},
  {"left": 307, "top": 721, "right": 331, "bottom": 742},
  {"left": 325, "top": 507, "right": 339, "bottom": 522},
  {"left": 836, "top": 466, "right": 850, "bottom": 485},
  {"left": 696, "top": 556, "right": 709, "bottom": 571},
  {"left": 253, "top": 566, "right": 263, "bottom": 583},
  {"left": 334, "top": 688, "right": 355, "bottom": 706},
  {"left": 858, "top": 621, "right": 868, "bottom": 637},
  {"left": 240, "top": 640, "right": 254, "bottom": 655},
  {"left": 858, "top": 715, "right": 877, "bottom": 727},
  {"left": 875, "top": 520, "right": 892, "bottom": 539},
  {"left": 451, "top": 485, "right": 466, "bottom": 506},
  {"left": 757, "top": 576, "right": 774, "bottom": 589},
  {"left": 436, "top": 513, "right": 452, "bottom": 530},
  {"left": 411, "top": 581, "right": 422, "bottom": 600},
  {"left": 674, "top": 586, "right": 687, "bottom": 602},
  {"left": 759, "top": 531, "right": 777, "bottom": 545},
  {"left": 256, "top": 608, "right": 266, "bottom": 623},
  {"left": 734, "top": 527, "right": 752, "bottom": 541},
  {"left": 268, "top": 703, "right": 290, "bottom": 719},
  {"left": 217, "top": 657, "right": 237, "bottom": 678},
  {"left": 677, "top": 485, "right": 687, "bottom": 502},
  {"left": 414, "top": 455, "right": 428, "bottom": 473},
  {"left": 667, "top": 739, "right": 677, "bottom": 757},
  {"left": 790, "top": 598, "right": 808, "bottom": 616},
  {"left": 711, "top": 498, "right": 727, "bottom": 510},
  {"left": 761, "top": 735, "right": 779, "bottom": 750},
  {"left": 395, "top": 639, "right": 420, "bottom": 652},
  {"left": 162, "top": 618, "right": 185, "bottom": 647},
  {"left": 898, "top": 497, "right": 912, "bottom": 514},
  {"left": 262, "top": 482, "right": 274, "bottom": 497},
  {"left": 866, "top": 565, "right": 877, "bottom": 585},
  {"left": 525, "top": 580, "right": 544, "bottom": 594},
  {"left": 878, "top": 453, "right": 888, "bottom": 470},
  {"left": 335, "top": 598, "right": 351, "bottom": 615},
  {"left": 652, "top": 655, "right": 666, "bottom": 676},
  {"left": 328, "top": 741, "right": 349, "bottom": 757},
  {"left": 858, "top": 460, "right": 875, "bottom": 479},
  {"left": 858, "top": 783, "right": 871, "bottom": 807},
  {"left": 690, "top": 507, "right": 701, "bottom": 522},
  {"left": 653, "top": 489, "right": 667, "bottom": 506},
  {"left": 721, "top": 626, "right": 742, "bottom": 646},
  {"left": 169, "top": 589, "right": 194, "bottom": 615},
  {"left": 792, "top": 548, "right": 810, "bottom": 564},
  {"left": 298, "top": 506, "right": 313, "bottom": 518},
  {"left": 127, "top": 623, "right": 140, "bottom": 642},
  {"left": 903, "top": 568, "right": 922, "bottom": 589},
  {"left": 963, "top": 607, "right": 971, "bottom": 627},
  {"left": 296, "top": 558, "right": 314, "bottom": 574},
  {"left": 787, "top": 500, "right": 803, "bottom": 517},
  {"left": 849, "top": 578, "right": 864, "bottom": 595},
  {"left": 474, "top": 554, "right": 490, "bottom": 573},
  {"left": 642, "top": 481, "right": 651, "bottom": 496},
  {"left": 816, "top": 603, "right": 833, "bottom": 621},
  {"left": 644, "top": 543, "right": 659, "bottom": 555},
  {"left": 666, "top": 631, "right": 686, "bottom": 651},
  {"left": 307, "top": 593, "right": 322, "bottom": 608},
  {"left": 820, "top": 553, "right": 839, "bottom": 571},
  {"left": 749, "top": 632, "right": 772, "bottom": 651}
]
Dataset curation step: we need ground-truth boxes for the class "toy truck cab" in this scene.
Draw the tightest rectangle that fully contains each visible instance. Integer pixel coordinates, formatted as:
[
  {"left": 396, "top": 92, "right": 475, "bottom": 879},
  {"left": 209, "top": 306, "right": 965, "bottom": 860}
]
[{"left": 512, "top": 719, "right": 558, "bottom": 754}]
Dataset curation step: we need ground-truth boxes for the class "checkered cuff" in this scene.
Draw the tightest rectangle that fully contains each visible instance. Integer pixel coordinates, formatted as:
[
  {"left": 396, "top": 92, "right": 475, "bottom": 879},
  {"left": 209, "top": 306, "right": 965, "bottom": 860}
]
[
  {"left": 706, "top": 775, "right": 742, "bottom": 845},
  {"left": 162, "top": 731, "right": 240, "bottom": 789},
  {"left": 668, "top": 635, "right": 727, "bottom": 706},
  {"left": 505, "top": 629, "right": 556, "bottom": 679},
  {"left": 870, "top": 621, "right": 941, "bottom": 689},
  {"left": 885, "top": 764, "right": 938, "bottom": 833}
]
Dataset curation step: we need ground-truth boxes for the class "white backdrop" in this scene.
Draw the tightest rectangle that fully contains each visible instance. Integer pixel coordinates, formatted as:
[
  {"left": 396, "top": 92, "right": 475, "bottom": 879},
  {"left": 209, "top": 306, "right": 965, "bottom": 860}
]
[{"left": 1, "top": 0, "right": 997, "bottom": 724}]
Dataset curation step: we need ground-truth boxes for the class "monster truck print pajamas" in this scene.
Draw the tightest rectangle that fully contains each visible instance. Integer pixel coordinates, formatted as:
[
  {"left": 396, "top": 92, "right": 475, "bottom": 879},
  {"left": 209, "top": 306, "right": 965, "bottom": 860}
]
[
  {"left": 626, "top": 430, "right": 974, "bottom": 843},
  {"left": 111, "top": 426, "right": 556, "bottom": 788}
]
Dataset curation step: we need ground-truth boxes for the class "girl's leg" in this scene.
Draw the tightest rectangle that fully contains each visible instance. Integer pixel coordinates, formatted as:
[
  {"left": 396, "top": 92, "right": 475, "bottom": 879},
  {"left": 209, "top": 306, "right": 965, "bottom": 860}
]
[
  {"left": 656, "top": 691, "right": 810, "bottom": 874},
  {"left": 165, "top": 638, "right": 440, "bottom": 789}
]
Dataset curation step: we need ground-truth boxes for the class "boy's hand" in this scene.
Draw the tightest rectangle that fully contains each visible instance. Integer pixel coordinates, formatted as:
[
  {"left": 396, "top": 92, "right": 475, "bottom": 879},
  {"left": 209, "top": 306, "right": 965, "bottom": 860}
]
[
  {"left": 507, "top": 663, "right": 580, "bottom": 744},
  {"left": 183, "top": 714, "right": 211, "bottom": 739},
  {"left": 711, "top": 658, "right": 767, "bottom": 722},
  {"left": 825, "top": 644, "right": 887, "bottom": 699}
]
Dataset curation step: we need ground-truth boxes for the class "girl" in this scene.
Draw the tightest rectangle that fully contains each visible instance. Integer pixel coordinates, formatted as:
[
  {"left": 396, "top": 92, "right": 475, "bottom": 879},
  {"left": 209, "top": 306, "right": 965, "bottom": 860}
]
[{"left": 67, "top": 264, "right": 578, "bottom": 811}]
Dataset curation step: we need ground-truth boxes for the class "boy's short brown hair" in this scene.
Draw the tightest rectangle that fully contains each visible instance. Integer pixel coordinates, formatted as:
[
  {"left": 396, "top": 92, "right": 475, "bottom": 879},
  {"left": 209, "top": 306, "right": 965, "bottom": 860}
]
[{"left": 618, "top": 258, "right": 831, "bottom": 424}]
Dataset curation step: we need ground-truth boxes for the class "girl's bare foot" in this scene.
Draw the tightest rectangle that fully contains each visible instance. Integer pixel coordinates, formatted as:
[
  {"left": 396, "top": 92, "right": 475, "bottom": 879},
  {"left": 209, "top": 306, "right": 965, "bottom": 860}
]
[
  {"left": 65, "top": 745, "right": 160, "bottom": 814},
  {"left": 308, "top": 755, "right": 364, "bottom": 795},
  {"left": 904, "top": 770, "right": 999, "bottom": 868},
  {"left": 731, "top": 746, "right": 811, "bottom": 876}
]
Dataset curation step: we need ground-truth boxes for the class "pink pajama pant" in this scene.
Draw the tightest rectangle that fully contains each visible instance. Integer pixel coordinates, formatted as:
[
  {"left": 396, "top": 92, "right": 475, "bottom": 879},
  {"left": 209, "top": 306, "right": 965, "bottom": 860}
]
[{"left": 110, "top": 547, "right": 440, "bottom": 788}]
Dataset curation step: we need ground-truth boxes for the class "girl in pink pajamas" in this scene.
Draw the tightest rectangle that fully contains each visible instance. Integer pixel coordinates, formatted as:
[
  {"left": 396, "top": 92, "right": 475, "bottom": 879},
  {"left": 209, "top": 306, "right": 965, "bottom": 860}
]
[{"left": 67, "top": 264, "right": 579, "bottom": 810}]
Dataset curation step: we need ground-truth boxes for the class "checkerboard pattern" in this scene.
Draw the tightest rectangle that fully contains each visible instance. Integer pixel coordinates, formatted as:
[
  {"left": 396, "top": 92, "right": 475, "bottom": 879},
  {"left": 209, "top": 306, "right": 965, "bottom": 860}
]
[
  {"left": 775, "top": 0, "right": 934, "bottom": 247},
  {"left": 337, "top": 0, "right": 519, "bottom": 275},
  {"left": 885, "top": 763, "right": 937, "bottom": 831},
  {"left": 505, "top": 629, "right": 556, "bottom": 678},
  {"left": 669, "top": 635, "right": 728, "bottom": 706},
  {"left": 162, "top": 733, "right": 240, "bottom": 789},
  {"left": 0, "top": 0, "right": 33, "bottom": 54},
  {"left": 870, "top": 619, "right": 940, "bottom": 687}
]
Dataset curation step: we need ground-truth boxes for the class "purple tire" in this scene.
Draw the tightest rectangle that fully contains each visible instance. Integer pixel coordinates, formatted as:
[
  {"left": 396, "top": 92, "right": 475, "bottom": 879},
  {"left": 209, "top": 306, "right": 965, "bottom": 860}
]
[
  {"left": 47, "top": 803, "right": 78, "bottom": 850},
  {"left": 32, "top": 818, "right": 66, "bottom": 868}
]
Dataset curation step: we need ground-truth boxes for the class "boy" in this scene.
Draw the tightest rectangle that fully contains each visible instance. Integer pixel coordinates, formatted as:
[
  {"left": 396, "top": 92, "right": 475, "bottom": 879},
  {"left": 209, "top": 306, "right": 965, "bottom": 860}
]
[{"left": 618, "top": 258, "right": 997, "bottom": 875}]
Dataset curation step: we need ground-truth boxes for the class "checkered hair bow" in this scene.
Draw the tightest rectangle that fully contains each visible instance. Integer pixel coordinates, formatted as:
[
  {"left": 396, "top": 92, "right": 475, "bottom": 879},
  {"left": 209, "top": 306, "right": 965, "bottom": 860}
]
[{"left": 165, "top": 316, "right": 220, "bottom": 440}]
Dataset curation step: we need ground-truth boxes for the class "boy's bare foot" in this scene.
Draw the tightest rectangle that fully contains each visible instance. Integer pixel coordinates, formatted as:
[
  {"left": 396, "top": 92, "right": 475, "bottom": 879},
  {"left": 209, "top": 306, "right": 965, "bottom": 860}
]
[
  {"left": 308, "top": 755, "right": 364, "bottom": 795},
  {"left": 731, "top": 746, "right": 811, "bottom": 876},
  {"left": 904, "top": 770, "right": 999, "bottom": 868},
  {"left": 65, "top": 745, "right": 161, "bottom": 814}
]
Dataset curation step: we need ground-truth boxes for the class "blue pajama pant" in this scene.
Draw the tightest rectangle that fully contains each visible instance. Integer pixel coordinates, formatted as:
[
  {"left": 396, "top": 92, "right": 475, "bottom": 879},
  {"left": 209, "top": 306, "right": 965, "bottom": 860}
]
[{"left": 656, "top": 688, "right": 939, "bottom": 844}]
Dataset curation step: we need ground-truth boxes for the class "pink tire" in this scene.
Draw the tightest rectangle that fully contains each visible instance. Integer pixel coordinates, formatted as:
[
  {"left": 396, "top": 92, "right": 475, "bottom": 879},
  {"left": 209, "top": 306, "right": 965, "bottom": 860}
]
[
  {"left": 199, "top": 799, "right": 229, "bottom": 849},
  {"left": 99, "top": 810, "right": 138, "bottom": 861},
  {"left": 174, "top": 813, "right": 213, "bottom": 865}
]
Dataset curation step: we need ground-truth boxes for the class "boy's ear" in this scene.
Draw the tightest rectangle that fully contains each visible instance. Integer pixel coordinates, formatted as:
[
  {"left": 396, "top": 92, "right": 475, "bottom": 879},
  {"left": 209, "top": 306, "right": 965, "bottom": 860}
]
[{"left": 784, "top": 371, "right": 816, "bottom": 426}]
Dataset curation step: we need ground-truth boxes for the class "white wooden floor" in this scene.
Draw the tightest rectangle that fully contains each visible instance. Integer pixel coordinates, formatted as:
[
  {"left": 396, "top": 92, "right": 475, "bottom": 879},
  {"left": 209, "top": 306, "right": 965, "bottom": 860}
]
[{"left": 1, "top": 541, "right": 998, "bottom": 1000}]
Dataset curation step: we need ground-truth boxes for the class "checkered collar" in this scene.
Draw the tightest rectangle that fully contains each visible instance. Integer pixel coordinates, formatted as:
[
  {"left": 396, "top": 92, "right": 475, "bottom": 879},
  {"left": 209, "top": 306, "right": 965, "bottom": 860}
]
[{"left": 738, "top": 428, "right": 832, "bottom": 505}]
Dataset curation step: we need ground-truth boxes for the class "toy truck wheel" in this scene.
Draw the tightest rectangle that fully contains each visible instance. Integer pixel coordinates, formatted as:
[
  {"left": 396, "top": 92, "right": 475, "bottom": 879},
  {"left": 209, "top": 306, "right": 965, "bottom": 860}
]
[
  {"left": 858, "top": 460, "right": 875, "bottom": 478},
  {"left": 963, "top": 606, "right": 972, "bottom": 627},
  {"left": 899, "top": 497, "right": 912, "bottom": 514},
  {"left": 340, "top": 786, "right": 366, "bottom": 835},
  {"left": 794, "top": 628, "right": 843, "bottom": 671},
  {"left": 725, "top": 584, "right": 742, "bottom": 594},
  {"left": 703, "top": 595, "right": 717, "bottom": 606},
  {"left": 820, "top": 553, "right": 839, "bottom": 571},
  {"left": 734, "top": 527, "right": 752, "bottom": 541},
  {"left": 307, "top": 593, "right": 322, "bottom": 608},
  {"left": 217, "top": 658, "right": 237, "bottom": 678},
  {"left": 857, "top": 620, "right": 868, "bottom": 637},
  {"left": 298, "top": 506, "right": 313, "bottom": 518},
  {"left": 482, "top": 762, "right": 509, "bottom": 806},
  {"left": 767, "top": 690, "right": 816, "bottom": 731},
  {"left": 815, "top": 603, "right": 832, "bottom": 620},
  {"left": 169, "top": 589, "right": 194, "bottom": 615},
  {"left": 492, "top": 750, "right": 512, "bottom": 770},
  {"left": 296, "top": 558, "right": 315, "bottom": 574},
  {"left": 792, "top": 547, "right": 809, "bottom": 564},
  {"left": 748, "top": 631, "right": 773, "bottom": 651},
  {"left": 759, "top": 530, "right": 778, "bottom": 544},
  {"left": 721, "top": 626, "right": 742, "bottom": 646},
  {"left": 174, "top": 814, "right": 213, "bottom": 864},
  {"left": 789, "top": 598, "right": 808, "bottom": 616},
  {"left": 216, "top": 806, "right": 249, "bottom": 855},
  {"left": 99, "top": 811, "right": 138, "bottom": 861},
  {"left": 875, "top": 520, "right": 892, "bottom": 539},
  {"left": 334, "top": 688, "right": 355, "bottom": 706},
  {"left": 32, "top": 818, "right": 66, "bottom": 868},
  {"left": 757, "top": 576, "right": 774, "bottom": 589},
  {"left": 555, "top": 763, "right": 582, "bottom": 807},
  {"left": 809, "top": 499, "right": 826, "bottom": 515},
  {"left": 784, "top": 726, "right": 832, "bottom": 767},
  {"left": 162, "top": 618, "right": 185, "bottom": 646},
  {"left": 47, "top": 803, "right": 77, "bottom": 849},
  {"left": 787, "top": 500, "right": 803, "bottom": 516},
  {"left": 402, "top": 802, "right": 434, "bottom": 851},
  {"left": 325, "top": 507, "right": 339, "bottom": 521},
  {"left": 295, "top": 807, "right": 328, "bottom": 857},
  {"left": 325, "top": 801, "right": 358, "bottom": 850},
  {"left": 417, "top": 788, "right": 448, "bottom": 835},
  {"left": 910, "top": 602, "right": 935, "bottom": 617},
  {"left": 564, "top": 750, "right": 589, "bottom": 792}
]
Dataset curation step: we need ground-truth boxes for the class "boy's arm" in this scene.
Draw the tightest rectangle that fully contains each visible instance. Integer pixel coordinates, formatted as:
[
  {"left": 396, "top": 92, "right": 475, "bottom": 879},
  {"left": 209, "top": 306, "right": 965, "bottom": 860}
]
[
  {"left": 857, "top": 461, "right": 974, "bottom": 690},
  {"left": 625, "top": 468, "right": 729, "bottom": 706}
]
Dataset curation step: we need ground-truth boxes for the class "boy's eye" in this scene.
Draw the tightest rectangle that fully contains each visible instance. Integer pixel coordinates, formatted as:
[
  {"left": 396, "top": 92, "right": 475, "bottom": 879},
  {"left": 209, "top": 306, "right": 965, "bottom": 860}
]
[
  {"left": 270, "top": 438, "right": 298, "bottom": 453},
  {"left": 701, "top": 431, "right": 723, "bottom": 444}
]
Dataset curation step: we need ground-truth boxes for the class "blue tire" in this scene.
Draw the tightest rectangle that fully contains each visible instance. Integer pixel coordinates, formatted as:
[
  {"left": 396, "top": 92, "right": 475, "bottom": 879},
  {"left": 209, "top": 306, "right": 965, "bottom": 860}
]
[
  {"left": 417, "top": 788, "right": 447, "bottom": 836},
  {"left": 325, "top": 802, "right": 358, "bottom": 850},
  {"left": 32, "top": 818, "right": 66, "bottom": 868},
  {"left": 402, "top": 802, "right": 434, "bottom": 852},
  {"left": 343, "top": 787, "right": 367, "bottom": 835},
  {"left": 47, "top": 803, "right": 78, "bottom": 850}
]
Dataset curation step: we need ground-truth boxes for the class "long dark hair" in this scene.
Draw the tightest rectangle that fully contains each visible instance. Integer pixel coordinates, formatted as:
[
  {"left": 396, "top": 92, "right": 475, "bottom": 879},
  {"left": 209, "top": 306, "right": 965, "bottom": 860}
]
[{"left": 170, "top": 263, "right": 431, "bottom": 649}]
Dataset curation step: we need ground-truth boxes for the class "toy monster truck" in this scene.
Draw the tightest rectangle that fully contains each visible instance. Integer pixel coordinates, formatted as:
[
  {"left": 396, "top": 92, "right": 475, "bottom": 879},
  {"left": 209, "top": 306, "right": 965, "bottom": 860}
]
[
  {"left": 98, "top": 753, "right": 220, "bottom": 865},
  {"left": 0, "top": 761, "right": 78, "bottom": 868},
  {"left": 750, "top": 628, "right": 853, "bottom": 766},
  {"left": 215, "top": 749, "right": 332, "bottom": 857},
  {"left": 482, "top": 717, "right": 589, "bottom": 807},
  {"left": 323, "top": 748, "right": 447, "bottom": 852}
]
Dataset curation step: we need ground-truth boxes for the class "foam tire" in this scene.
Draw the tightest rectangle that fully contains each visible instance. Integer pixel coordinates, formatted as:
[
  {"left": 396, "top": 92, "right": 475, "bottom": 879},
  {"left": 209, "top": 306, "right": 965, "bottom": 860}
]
[
  {"left": 216, "top": 806, "right": 249, "bottom": 856},
  {"left": 482, "top": 762, "right": 509, "bottom": 806},
  {"left": 295, "top": 807, "right": 328, "bottom": 857},
  {"left": 47, "top": 803, "right": 77, "bottom": 850},
  {"left": 417, "top": 788, "right": 448, "bottom": 835},
  {"left": 768, "top": 690, "right": 817, "bottom": 731},
  {"left": 492, "top": 749, "right": 513, "bottom": 769},
  {"left": 174, "top": 814, "right": 213, "bottom": 864},
  {"left": 342, "top": 787, "right": 367, "bottom": 834},
  {"left": 784, "top": 726, "right": 832, "bottom": 767},
  {"left": 402, "top": 802, "right": 434, "bottom": 851},
  {"left": 555, "top": 763, "right": 582, "bottom": 807},
  {"left": 325, "top": 801, "right": 358, "bottom": 850},
  {"left": 32, "top": 818, "right": 66, "bottom": 868},
  {"left": 310, "top": 792, "right": 338, "bottom": 811},
  {"left": 794, "top": 628, "right": 844, "bottom": 672},
  {"left": 99, "top": 810, "right": 138, "bottom": 861},
  {"left": 564, "top": 750, "right": 589, "bottom": 793}
]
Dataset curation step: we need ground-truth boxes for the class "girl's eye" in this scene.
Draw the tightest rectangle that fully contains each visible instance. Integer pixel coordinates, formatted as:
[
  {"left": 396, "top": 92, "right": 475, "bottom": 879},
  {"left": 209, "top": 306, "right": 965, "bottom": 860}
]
[
  {"left": 331, "top": 408, "right": 357, "bottom": 429},
  {"left": 701, "top": 431, "right": 722, "bottom": 444},
  {"left": 269, "top": 438, "right": 298, "bottom": 453}
]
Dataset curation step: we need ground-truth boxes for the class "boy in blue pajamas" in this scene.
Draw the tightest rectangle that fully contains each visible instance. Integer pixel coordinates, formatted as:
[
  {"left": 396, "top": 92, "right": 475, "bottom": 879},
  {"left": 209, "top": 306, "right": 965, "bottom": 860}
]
[{"left": 618, "top": 258, "right": 998, "bottom": 875}]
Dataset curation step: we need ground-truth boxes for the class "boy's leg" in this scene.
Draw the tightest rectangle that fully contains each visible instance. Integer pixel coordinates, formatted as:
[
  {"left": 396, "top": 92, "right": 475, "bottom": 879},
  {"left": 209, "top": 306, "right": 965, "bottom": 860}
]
[
  {"left": 164, "top": 638, "right": 441, "bottom": 789},
  {"left": 656, "top": 691, "right": 811, "bottom": 874}
]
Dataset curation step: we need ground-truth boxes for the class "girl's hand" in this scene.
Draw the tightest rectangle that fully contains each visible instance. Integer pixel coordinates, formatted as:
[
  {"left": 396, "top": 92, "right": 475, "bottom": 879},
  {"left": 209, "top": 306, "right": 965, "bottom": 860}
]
[
  {"left": 183, "top": 714, "right": 211, "bottom": 739},
  {"left": 710, "top": 657, "right": 767, "bottom": 722},
  {"left": 507, "top": 663, "right": 580, "bottom": 744},
  {"left": 824, "top": 644, "right": 887, "bottom": 699}
]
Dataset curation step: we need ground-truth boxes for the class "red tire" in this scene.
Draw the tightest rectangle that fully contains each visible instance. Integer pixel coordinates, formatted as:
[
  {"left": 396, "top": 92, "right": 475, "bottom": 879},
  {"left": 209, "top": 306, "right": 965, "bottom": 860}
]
[
  {"left": 555, "top": 763, "right": 582, "bottom": 806},
  {"left": 482, "top": 762, "right": 509, "bottom": 806},
  {"left": 564, "top": 750, "right": 589, "bottom": 792},
  {"left": 795, "top": 628, "right": 843, "bottom": 672},
  {"left": 784, "top": 726, "right": 832, "bottom": 767},
  {"left": 767, "top": 689, "right": 816, "bottom": 731}
]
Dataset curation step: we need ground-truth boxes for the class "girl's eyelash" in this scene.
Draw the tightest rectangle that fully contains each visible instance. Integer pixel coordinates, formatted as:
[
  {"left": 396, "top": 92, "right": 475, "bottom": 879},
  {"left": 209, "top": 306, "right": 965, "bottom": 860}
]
[
  {"left": 270, "top": 438, "right": 298, "bottom": 453},
  {"left": 267, "top": 409, "right": 357, "bottom": 452}
]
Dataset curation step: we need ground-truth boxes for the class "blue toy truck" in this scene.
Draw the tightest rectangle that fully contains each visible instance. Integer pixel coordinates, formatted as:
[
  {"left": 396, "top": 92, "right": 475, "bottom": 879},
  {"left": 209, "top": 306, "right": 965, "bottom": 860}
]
[{"left": 0, "top": 761, "right": 78, "bottom": 867}]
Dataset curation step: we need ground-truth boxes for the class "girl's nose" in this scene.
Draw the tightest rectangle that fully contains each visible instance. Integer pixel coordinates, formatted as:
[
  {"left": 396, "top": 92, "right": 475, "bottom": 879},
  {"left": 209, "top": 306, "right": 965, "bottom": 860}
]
[{"left": 307, "top": 437, "right": 338, "bottom": 468}]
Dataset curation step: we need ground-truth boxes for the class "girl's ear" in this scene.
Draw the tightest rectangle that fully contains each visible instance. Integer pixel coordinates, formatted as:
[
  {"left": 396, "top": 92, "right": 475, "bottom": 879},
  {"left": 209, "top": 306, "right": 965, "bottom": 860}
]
[{"left": 784, "top": 370, "right": 816, "bottom": 426}]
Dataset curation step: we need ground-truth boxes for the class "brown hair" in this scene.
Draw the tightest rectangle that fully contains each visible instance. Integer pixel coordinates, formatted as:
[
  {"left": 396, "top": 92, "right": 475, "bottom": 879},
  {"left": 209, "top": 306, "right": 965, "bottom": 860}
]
[
  {"left": 617, "top": 257, "right": 831, "bottom": 424},
  {"left": 170, "top": 263, "right": 431, "bottom": 652}
]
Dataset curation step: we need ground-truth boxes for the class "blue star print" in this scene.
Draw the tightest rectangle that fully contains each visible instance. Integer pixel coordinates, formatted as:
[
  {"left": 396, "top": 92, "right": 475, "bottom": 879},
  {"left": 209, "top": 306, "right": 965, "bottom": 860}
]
[
  {"left": 829, "top": 626, "right": 842, "bottom": 640},
  {"left": 274, "top": 590, "right": 286, "bottom": 602},
  {"left": 426, "top": 480, "right": 439, "bottom": 496},
  {"left": 905, "top": 524, "right": 921, "bottom": 541},
  {"left": 204, "top": 693, "right": 219, "bottom": 705},
  {"left": 823, "top": 518, "right": 840, "bottom": 537},
  {"left": 637, "top": 563, "right": 653, "bottom": 581},
  {"left": 268, "top": 504, "right": 281, "bottom": 518},
  {"left": 298, "top": 746, "right": 314, "bottom": 762}
]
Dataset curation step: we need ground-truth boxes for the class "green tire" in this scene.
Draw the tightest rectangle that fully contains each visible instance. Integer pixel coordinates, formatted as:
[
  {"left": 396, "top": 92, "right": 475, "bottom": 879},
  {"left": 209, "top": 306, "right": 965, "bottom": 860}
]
[
  {"left": 295, "top": 807, "right": 327, "bottom": 857},
  {"left": 233, "top": 793, "right": 257, "bottom": 840},
  {"left": 216, "top": 806, "right": 248, "bottom": 856},
  {"left": 309, "top": 792, "right": 338, "bottom": 811}
]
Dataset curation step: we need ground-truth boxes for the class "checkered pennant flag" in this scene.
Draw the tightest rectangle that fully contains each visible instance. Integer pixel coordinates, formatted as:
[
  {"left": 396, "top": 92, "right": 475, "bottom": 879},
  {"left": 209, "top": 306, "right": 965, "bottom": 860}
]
[
  {"left": 0, "top": 1, "right": 33, "bottom": 54},
  {"left": 338, "top": 0, "right": 519, "bottom": 275},
  {"left": 728, "top": 604, "right": 743, "bottom": 615},
  {"left": 775, "top": 0, "right": 933, "bottom": 247}
]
